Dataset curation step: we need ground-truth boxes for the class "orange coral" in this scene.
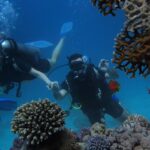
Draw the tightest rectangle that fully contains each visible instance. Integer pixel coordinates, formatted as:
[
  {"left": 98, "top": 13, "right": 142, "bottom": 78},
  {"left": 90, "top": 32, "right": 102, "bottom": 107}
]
[
  {"left": 91, "top": 0, "right": 150, "bottom": 78},
  {"left": 112, "top": 29, "right": 150, "bottom": 78},
  {"left": 91, "top": 0, "right": 125, "bottom": 16},
  {"left": 112, "top": 0, "right": 150, "bottom": 77}
]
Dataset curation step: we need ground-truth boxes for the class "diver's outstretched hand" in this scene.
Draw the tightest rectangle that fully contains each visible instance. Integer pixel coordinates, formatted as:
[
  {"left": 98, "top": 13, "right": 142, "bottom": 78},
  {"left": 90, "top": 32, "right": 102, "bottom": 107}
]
[{"left": 47, "top": 81, "right": 60, "bottom": 92}]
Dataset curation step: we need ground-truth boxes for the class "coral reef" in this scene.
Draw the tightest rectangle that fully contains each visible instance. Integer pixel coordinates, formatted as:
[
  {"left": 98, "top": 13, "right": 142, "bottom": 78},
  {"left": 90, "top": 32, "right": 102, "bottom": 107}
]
[
  {"left": 77, "top": 115, "right": 150, "bottom": 150},
  {"left": 92, "top": 0, "right": 150, "bottom": 77},
  {"left": 91, "top": 0, "right": 125, "bottom": 16},
  {"left": 75, "top": 122, "right": 107, "bottom": 150},
  {"left": 106, "top": 115, "right": 150, "bottom": 149},
  {"left": 86, "top": 135, "right": 111, "bottom": 150},
  {"left": 123, "top": 114, "right": 150, "bottom": 129},
  {"left": 112, "top": 0, "right": 150, "bottom": 77},
  {"left": 10, "top": 103, "right": 150, "bottom": 150},
  {"left": 90, "top": 122, "right": 106, "bottom": 136},
  {"left": 123, "top": 0, "right": 150, "bottom": 32},
  {"left": 11, "top": 99, "right": 65, "bottom": 145},
  {"left": 112, "top": 29, "right": 150, "bottom": 77},
  {"left": 11, "top": 98, "right": 81, "bottom": 150},
  {"left": 75, "top": 128, "right": 91, "bottom": 142}
]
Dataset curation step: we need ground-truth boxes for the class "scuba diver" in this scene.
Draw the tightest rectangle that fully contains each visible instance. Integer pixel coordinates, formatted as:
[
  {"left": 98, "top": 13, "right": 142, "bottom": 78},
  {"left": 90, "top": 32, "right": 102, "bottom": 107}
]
[
  {"left": 51, "top": 53, "right": 129, "bottom": 124},
  {"left": 0, "top": 33, "right": 65, "bottom": 97}
]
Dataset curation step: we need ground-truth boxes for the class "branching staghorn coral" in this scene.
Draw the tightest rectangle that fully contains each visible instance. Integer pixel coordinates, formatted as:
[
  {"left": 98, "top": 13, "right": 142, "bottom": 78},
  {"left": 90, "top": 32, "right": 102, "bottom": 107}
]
[
  {"left": 11, "top": 99, "right": 65, "bottom": 145},
  {"left": 91, "top": 0, "right": 150, "bottom": 77},
  {"left": 91, "top": 0, "right": 125, "bottom": 16},
  {"left": 112, "top": 29, "right": 150, "bottom": 77},
  {"left": 112, "top": 0, "right": 150, "bottom": 77}
]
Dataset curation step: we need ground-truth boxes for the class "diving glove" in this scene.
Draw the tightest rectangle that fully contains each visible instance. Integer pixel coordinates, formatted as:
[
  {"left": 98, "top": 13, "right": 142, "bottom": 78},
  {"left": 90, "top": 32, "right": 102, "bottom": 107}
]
[{"left": 50, "top": 81, "right": 60, "bottom": 92}]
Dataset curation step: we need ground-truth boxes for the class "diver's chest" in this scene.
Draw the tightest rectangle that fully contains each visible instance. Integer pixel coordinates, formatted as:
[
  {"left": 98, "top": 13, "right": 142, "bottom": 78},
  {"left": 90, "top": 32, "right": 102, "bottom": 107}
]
[{"left": 72, "top": 79, "right": 97, "bottom": 93}]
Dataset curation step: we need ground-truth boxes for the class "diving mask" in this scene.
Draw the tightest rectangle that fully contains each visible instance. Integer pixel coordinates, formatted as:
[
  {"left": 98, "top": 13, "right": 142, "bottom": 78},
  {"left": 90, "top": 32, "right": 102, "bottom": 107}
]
[{"left": 70, "top": 60, "right": 84, "bottom": 71}]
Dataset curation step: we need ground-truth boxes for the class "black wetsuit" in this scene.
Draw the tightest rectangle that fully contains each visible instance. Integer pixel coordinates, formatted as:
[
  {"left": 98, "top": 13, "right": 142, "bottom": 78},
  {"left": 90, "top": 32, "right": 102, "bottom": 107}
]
[
  {"left": 61, "top": 64, "right": 124, "bottom": 124},
  {"left": 0, "top": 38, "right": 51, "bottom": 96}
]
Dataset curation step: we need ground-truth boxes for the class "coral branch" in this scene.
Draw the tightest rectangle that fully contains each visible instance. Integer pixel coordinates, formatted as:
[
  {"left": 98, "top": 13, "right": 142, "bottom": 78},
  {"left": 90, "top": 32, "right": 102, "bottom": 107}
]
[
  {"left": 112, "top": 0, "right": 150, "bottom": 77},
  {"left": 91, "top": 0, "right": 125, "bottom": 16},
  {"left": 113, "top": 29, "right": 150, "bottom": 77}
]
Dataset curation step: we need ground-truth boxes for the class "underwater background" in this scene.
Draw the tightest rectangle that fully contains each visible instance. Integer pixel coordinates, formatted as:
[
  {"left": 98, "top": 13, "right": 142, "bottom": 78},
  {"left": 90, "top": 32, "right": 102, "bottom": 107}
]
[{"left": 0, "top": 0, "right": 150, "bottom": 149}]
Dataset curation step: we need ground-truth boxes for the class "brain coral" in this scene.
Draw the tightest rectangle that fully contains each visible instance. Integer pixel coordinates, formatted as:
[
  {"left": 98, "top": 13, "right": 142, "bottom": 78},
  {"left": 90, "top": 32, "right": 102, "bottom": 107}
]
[{"left": 11, "top": 99, "right": 65, "bottom": 145}]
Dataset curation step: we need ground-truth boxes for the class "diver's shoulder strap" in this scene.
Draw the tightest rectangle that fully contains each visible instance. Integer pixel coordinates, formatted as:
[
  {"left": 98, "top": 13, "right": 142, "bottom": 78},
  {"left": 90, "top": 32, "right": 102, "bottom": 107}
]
[
  {"left": 88, "top": 64, "right": 100, "bottom": 79},
  {"left": 93, "top": 67, "right": 100, "bottom": 79},
  {"left": 3, "top": 81, "right": 22, "bottom": 97}
]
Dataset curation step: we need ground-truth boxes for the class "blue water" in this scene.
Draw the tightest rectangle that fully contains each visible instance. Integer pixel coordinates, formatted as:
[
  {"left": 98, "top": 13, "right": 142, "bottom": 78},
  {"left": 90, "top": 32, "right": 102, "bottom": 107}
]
[{"left": 0, "top": 0, "right": 150, "bottom": 150}]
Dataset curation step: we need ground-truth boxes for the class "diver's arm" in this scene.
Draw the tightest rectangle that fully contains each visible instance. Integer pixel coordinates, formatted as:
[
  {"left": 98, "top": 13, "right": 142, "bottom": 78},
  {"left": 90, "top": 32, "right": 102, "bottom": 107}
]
[
  {"left": 29, "top": 67, "right": 53, "bottom": 87},
  {"left": 49, "top": 37, "right": 65, "bottom": 67},
  {"left": 50, "top": 81, "right": 68, "bottom": 100}
]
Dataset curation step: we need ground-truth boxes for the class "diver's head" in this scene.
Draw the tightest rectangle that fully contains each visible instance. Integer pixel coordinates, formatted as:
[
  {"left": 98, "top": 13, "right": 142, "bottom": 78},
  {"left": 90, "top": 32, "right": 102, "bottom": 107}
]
[{"left": 67, "top": 53, "right": 88, "bottom": 71}]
